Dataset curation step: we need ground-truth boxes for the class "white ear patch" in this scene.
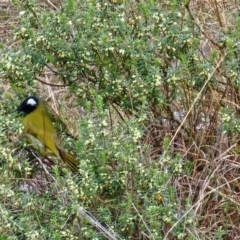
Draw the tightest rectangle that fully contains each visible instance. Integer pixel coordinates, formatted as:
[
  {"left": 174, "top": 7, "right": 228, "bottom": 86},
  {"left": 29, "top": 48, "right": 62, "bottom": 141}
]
[{"left": 27, "top": 98, "right": 37, "bottom": 106}]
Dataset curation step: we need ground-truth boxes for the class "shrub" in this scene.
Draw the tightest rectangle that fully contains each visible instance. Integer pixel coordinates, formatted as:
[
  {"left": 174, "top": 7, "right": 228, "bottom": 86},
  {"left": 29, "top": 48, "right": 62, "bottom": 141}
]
[{"left": 1, "top": 0, "right": 240, "bottom": 239}]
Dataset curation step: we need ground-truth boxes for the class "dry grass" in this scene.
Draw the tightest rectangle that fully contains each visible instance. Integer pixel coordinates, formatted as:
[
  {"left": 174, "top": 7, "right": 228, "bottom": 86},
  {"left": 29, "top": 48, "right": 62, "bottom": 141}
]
[{"left": 142, "top": 1, "right": 240, "bottom": 238}]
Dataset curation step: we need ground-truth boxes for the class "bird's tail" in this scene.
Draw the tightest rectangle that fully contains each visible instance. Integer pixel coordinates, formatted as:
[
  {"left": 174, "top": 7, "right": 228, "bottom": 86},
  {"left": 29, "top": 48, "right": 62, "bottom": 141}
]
[{"left": 59, "top": 149, "right": 79, "bottom": 173}]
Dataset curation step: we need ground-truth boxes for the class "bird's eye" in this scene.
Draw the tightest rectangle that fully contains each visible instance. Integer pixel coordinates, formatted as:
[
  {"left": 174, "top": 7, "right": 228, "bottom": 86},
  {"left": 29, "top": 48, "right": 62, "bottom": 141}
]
[{"left": 27, "top": 98, "right": 37, "bottom": 106}]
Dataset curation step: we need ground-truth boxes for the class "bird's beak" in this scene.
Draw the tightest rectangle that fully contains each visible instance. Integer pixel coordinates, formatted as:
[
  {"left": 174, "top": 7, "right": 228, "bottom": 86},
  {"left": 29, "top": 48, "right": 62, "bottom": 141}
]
[{"left": 12, "top": 107, "right": 19, "bottom": 113}]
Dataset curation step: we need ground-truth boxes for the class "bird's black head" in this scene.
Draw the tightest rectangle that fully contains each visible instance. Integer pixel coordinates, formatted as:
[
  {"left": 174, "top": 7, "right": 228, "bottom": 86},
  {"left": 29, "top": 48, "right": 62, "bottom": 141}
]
[{"left": 16, "top": 96, "right": 40, "bottom": 114}]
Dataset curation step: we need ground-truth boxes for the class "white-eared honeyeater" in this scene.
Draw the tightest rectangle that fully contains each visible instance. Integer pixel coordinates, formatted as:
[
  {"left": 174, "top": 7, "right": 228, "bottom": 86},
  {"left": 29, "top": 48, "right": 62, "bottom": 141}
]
[{"left": 16, "top": 96, "right": 78, "bottom": 173}]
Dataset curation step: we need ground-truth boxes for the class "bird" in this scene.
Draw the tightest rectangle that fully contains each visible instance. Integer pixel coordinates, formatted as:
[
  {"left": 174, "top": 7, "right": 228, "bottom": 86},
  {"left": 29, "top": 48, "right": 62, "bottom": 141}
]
[{"left": 15, "top": 96, "right": 79, "bottom": 173}]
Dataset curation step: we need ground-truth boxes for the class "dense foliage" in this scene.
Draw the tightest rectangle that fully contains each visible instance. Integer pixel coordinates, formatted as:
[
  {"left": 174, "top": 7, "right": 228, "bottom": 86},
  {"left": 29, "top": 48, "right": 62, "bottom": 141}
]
[{"left": 1, "top": 0, "right": 240, "bottom": 239}]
